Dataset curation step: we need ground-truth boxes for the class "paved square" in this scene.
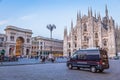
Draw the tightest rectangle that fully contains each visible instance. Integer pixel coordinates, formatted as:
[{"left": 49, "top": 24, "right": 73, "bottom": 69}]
[{"left": 0, "top": 60, "right": 119, "bottom": 80}]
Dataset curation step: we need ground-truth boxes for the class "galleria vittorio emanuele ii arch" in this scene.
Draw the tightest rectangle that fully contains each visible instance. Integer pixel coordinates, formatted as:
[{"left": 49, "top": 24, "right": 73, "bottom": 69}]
[{"left": 4, "top": 25, "right": 32, "bottom": 57}]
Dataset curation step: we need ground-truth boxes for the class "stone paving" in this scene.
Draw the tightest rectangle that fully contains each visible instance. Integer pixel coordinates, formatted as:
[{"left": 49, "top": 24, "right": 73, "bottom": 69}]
[
  {"left": 0, "top": 58, "right": 68, "bottom": 66},
  {"left": 0, "top": 60, "right": 120, "bottom": 80}
]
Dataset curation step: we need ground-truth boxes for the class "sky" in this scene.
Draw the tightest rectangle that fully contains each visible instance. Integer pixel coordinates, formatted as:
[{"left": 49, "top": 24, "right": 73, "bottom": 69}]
[{"left": 0, "top": 0, "right": 120, "bottom": 40}]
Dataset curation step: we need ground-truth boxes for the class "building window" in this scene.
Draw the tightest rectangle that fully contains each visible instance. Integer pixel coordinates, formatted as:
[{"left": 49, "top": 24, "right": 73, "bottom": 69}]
[
  {"left": 95, "top": 33, "right": 98, "bottom": 38},
  {"left": 40, "top": 46, "right": 42, "bottom": 49},
  {"left": 83, "top": 23, "right": 87, "bottom": 31},
  {"left": 27, "top": 38, "right": 30, "bottom": 43},
  {"left": 103, "top": 40, "right": 107, "bottom": 46},
  {"left": 0, "top": 42, "right": 3, "bottom": 47},
  {"left": 40, "top": 42, "right": 43, "bottom": 45},
  {"left": 0, "top": 38, "right": 4, "bottom": 41},
  {"left": 10, "top": 36, "right": 14, "bottom": 41}
]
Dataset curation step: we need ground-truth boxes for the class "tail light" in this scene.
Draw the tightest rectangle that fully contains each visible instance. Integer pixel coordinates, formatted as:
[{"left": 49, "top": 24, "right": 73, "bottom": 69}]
[{"left": 97, "top": 60, "right": 102, "bottom": 65}]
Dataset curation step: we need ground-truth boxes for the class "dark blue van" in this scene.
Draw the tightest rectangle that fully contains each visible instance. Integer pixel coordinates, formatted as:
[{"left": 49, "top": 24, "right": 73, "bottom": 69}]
[{"left": 67, "top": 48, "right": 109, "bottom": 73}]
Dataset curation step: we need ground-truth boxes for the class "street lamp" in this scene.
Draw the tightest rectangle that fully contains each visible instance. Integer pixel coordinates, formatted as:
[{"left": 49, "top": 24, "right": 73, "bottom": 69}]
[{"left": 46, "top": 24, "right": 56, "bottom": 55}]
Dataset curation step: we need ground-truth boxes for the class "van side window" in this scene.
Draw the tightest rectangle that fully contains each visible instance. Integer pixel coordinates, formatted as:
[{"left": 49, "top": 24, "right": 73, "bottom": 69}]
[
  {"left": 78, "top": 54, "right": 86, "bottom": 60},
  {"left": 87, "top": 55, "right": 99, "bottom": 60}
]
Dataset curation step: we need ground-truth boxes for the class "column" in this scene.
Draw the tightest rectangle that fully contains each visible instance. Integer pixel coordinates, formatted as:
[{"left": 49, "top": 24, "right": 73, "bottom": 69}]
[
  {"left": 13, "top": 45, "right": 16, "bottom": 56},
  {"left": 6, "top": 45, "right": 10, "bottom": 56},
  {"left": 23, "top": 47, "right": 26, "bottom": 56}
]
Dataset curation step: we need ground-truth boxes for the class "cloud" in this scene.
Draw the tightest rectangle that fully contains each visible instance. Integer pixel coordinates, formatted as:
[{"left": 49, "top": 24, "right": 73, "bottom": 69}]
[
  {"left": 0, "top": 20, "right": 8, "bottom": 25},
  {"left": 20, "top": 14, "right": 38, "bottom": 21}
]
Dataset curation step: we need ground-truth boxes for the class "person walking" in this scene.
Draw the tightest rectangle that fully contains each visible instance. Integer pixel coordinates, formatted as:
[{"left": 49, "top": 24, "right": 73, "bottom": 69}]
[
  {"left": 41, "top": 56, "right": 45, "bottom": 63},
  {"left": 0, "top": 54, "right": 3, "bottom": 64}
]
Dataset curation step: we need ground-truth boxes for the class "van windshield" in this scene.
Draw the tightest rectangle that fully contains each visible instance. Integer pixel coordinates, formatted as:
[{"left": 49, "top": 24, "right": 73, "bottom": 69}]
[{"left": 71, "top": 53, "right": 78, "bottom": 59}]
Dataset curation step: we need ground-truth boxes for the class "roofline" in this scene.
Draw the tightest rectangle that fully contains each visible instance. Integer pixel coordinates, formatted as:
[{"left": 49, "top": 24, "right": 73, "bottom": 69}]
[
  {"left": 5, "top": 25, "right": 33, "bottom": 34},
  {"left": 32, "top": 36, "right": 63, "bottom": 42}
]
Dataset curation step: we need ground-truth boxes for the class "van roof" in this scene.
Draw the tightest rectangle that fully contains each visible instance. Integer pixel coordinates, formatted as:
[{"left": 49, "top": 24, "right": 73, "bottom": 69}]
[{"left": 79, "top": 48, "right": 99, "bottom": 51}]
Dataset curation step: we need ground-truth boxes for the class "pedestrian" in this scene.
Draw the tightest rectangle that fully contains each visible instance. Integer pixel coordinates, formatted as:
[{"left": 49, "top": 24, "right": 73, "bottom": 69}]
[
  {"left": 40, "top": 55, "right": 42, "bottom": 63},
  {"left": 41, "top": 56, "right": 45, "bottom": 63},
  {"left": 51, "top": 57, "right": 55, "bottom": 63},
  {"left": 0, "top": 55, "right": 3, "bottom": 64}
]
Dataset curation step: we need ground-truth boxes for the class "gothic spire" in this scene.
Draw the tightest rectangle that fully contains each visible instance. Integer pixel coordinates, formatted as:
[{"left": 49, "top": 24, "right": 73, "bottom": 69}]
[
  {"left": 110, "top": 16, "right": 114, "bottom": 26},
  {"left": 71, "top": 20, "right": 73, "bottom": 28},
  {"left": 64, "top": 27, "right": 67, "bottom": 37},
  {"left": 77, "top": 11, "right": 79, "bottom": 20},
  {"left": 116, "top": 23, "right": 119, "bottom": 30},
  {"left": 79, "top": 10, "right": 81, "bottom": 19},
  {"left": 98, "top": 12, "right": 101, "bottom": 21},
  {"left": 94, "top": 10, "right": 96, "bottom": 18},
  {"left": 105, "top": 4, "right": 108, "bottom": 17},
  {"left": 77, "top": 11, "right": 81, "bottom": 21},
  {"left": 88, "top": 7, "right": 90, "bottom": 17},
  {"left": 71, "top": 20, "right": 74, "bottom": 32},
  {"left": 88, "top": 7, "right": 92, "bottom": 17},
  {"left": 90, "top": 7, "right": 92, "bottom": 17}
]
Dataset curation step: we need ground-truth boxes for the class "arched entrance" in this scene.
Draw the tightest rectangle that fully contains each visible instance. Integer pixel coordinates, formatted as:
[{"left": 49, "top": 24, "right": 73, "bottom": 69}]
[
  {"left": 9, "top": 48, "right": 12, "bottom": 55},
  {"left": 15, "top": 37, "right": 24, "bottom": 56},
  {"left": 26, "top": 49, "right": 29, "bottom": 55}
]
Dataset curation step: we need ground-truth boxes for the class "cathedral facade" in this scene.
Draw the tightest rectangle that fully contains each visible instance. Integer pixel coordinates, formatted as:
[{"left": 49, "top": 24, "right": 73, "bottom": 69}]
[{"left": 63, "top": 6, "right": 118, "bottom": 57}]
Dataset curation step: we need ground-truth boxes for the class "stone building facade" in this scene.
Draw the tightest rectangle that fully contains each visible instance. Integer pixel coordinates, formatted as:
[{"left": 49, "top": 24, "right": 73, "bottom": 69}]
[
  {"left": 63, "top": 6, "right": 118, "bottom": 57},
  {"left": 0, "top": 25, "right": 32, "bottom": 57},
  {"left": 0, "top": 34, "right": 7, "bottom": 51},
  {"left": 115, "top": 25, "right": 120, "bottom": 54},
  {"left": 32, "top": 36, "right": 63, "bottom": 57}
]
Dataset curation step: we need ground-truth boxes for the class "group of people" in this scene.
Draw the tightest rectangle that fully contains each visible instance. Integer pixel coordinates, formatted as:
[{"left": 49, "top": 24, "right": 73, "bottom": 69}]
[{"left": 40, "top": 55, "right": 55, "bottom": 63}]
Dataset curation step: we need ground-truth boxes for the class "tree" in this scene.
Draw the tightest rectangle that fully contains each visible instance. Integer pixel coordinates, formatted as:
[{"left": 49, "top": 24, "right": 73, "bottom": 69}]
[{"left": 0, "top": 49, "right": 5, "bottom": 55}]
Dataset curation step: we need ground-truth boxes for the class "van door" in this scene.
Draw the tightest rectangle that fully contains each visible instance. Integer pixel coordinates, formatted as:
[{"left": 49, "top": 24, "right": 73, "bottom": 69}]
[
  {"left": 77, "top": 50, "right": 88, "bottom": 68},
  {"left": 70, "top": 53, "right": 78, "bottom": 67}
]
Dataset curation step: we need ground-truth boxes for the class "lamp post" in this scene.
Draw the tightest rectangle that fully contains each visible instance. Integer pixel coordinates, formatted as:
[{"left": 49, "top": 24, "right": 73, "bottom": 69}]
[{"left": 46, "top": 24, "right": 56, "bottom": 55}]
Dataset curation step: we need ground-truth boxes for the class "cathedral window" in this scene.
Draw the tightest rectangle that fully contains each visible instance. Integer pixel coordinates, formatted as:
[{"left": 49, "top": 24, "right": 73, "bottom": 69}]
[
  {"left": 75, "top": 36, "right": 77, "bottom": 40},
  {"left": 83, "top": 23, "right": 87, "bottom": 31},
  {"left": 68, "top": 43, "right": 71, "bottom": 48},
  {"left": 84, "top": 36, "right": 87, "bottom": 41},
  {"left": 95, "top": 41, "right": 99, "bottom": 47},
  {"left": 87, "top": 37, "right": 89, "bottom": 42},
  {"left": 75, "top": 43, "right": 77, "bottom": 48},
  {"left": 69, "top": 52, "right": 71, "bottom": 57},
  {"left": 95, "top": 33, "right": 98, "bottom": 38},
  {"left": 103, "top": 40, "right": 107, "bottom": 46}
]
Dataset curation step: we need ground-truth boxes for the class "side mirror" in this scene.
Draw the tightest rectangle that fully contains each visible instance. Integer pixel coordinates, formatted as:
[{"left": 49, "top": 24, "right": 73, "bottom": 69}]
[{"left": 69, "top": 57, "right": 72, "bottom": 60}]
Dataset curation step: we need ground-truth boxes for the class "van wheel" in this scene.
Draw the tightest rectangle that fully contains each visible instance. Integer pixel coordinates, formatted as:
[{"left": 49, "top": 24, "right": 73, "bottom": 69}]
[
  {"left": 90, "top": 66, "right": 96, "bottom": 73},
  {"left": 68, "top": 64, "right": 73, "bottom": 69},
  {"left": 99, "top": 69, "right": 104, "bottom": 73},
  {"left": 77, "top": 67, "right": 80, "bottom": 70}
]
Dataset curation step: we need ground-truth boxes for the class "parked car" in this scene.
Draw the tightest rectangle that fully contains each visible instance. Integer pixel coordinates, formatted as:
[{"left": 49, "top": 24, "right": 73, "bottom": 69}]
[
  {"left": 66, "top": 48, "right": 109, "bottom": 73},
  {"left": 113, "top": 56, "right": 119, "bottom": 60}
]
